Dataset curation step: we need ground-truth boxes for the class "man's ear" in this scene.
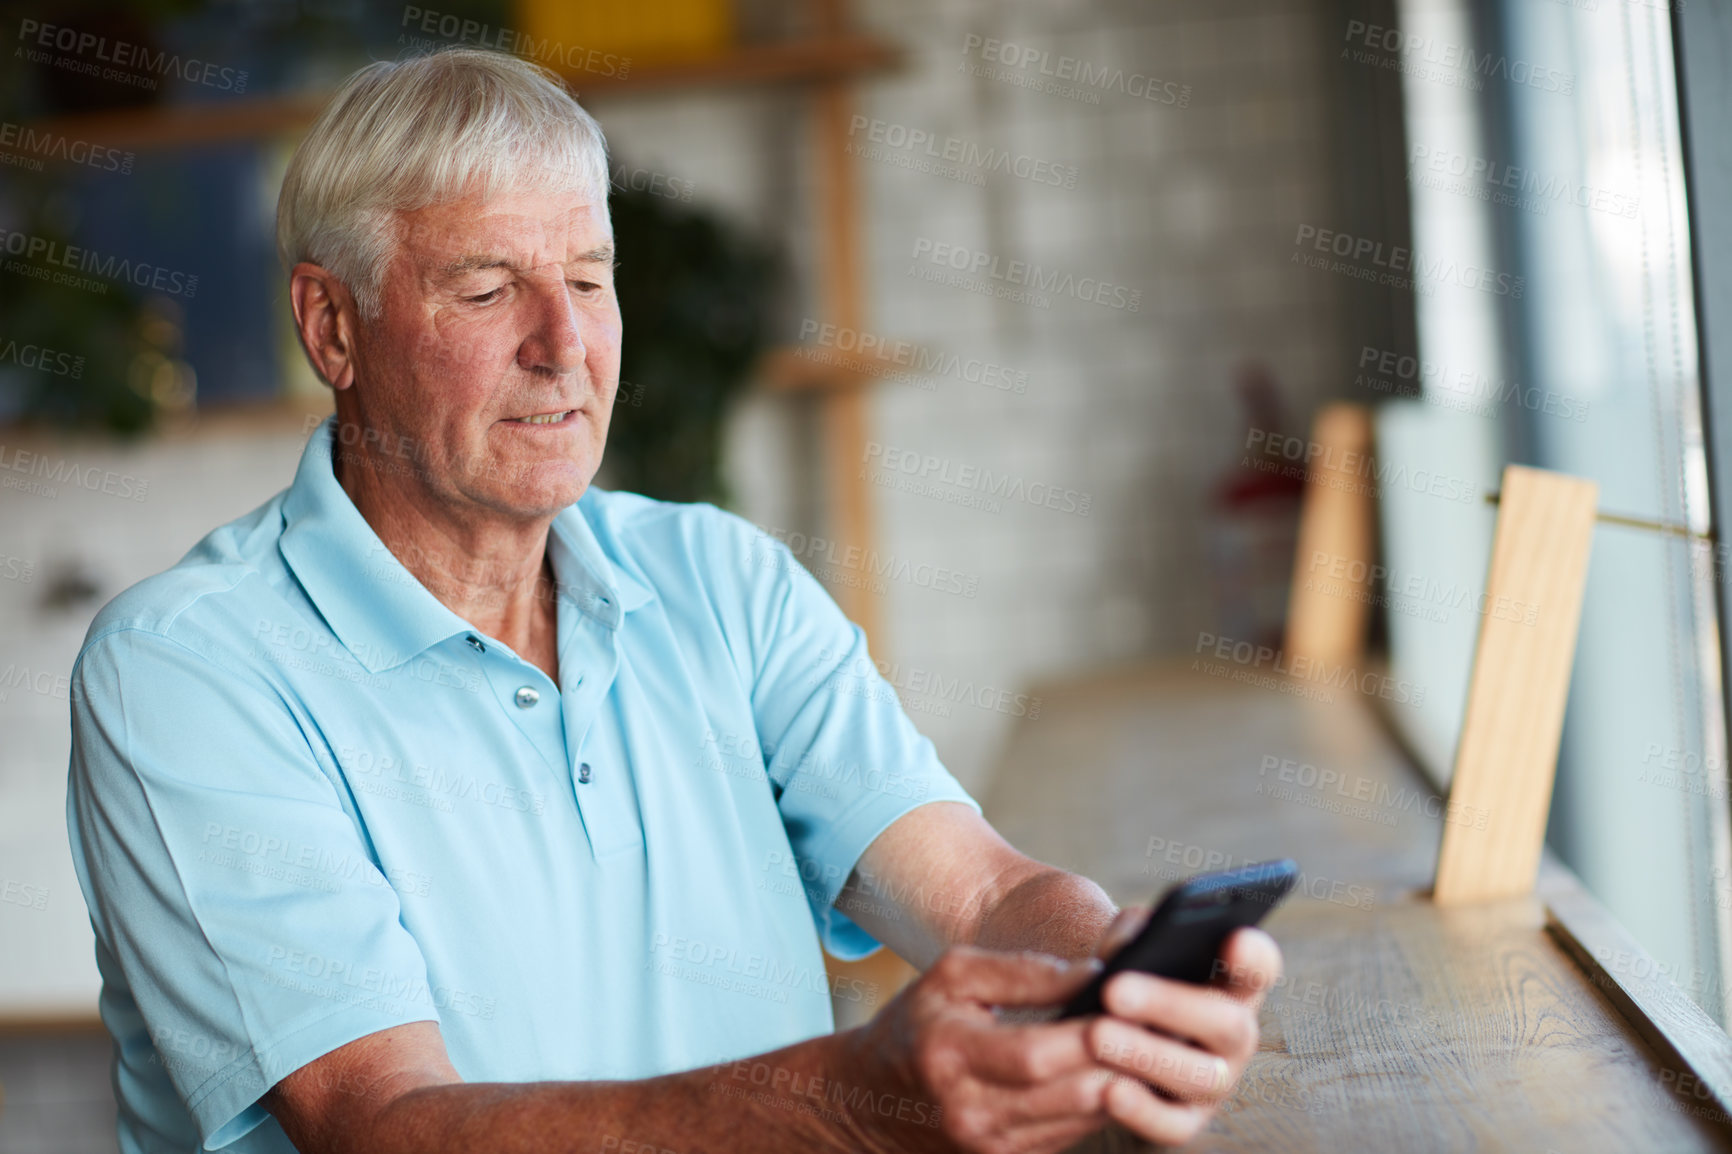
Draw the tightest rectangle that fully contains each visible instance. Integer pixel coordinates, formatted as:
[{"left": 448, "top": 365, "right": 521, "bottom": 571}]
[{"left": 289, "top": 263, "right": 361, "bottom": 391}]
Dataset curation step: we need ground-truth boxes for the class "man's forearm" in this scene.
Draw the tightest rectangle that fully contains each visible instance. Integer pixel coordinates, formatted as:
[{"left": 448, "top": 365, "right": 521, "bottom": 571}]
[
  {"left": 971, "top": 866, "right": 1118, "bottom": 959},
  {"left": 338, "top": 1029, "right": 926, "bottom": 1154}
]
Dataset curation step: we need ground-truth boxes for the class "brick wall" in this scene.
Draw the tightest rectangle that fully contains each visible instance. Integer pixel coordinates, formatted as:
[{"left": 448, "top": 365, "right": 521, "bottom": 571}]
[{"left": 707, "top": 0, "right": 1377, "bottom": 789}]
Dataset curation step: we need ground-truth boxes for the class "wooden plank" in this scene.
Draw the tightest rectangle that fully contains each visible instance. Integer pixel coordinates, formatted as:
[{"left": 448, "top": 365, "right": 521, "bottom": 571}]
[
  {"left": 24, "top": 37, "right": 904, "bottom": 152},
  {"left": 810, "top": 49, "right": 878, "bottom": 648},
  {"left": 973, "top": 661, "right": 1732, "bottom": 1151},
  {"left": 569, "top": 34, "right": 902, "bottom": 97},
  {"left": 1434, "top": 466, "right": 1598, "bottom": 904},
  {"left": 757, "top": 344, "right": 871, "bottom": 394},
  {"left": 757, "top": 342, "right": 916, "bottom": 394},
  {"left": 25, "top": 95, "right": 325, "bottom": 152},
  {"left": 0, "top": 1015, "right": 105, "bottom": 1036},
  {"left": 1283, "top": 404, "right": 1377, "bottom": 668},
  {"left": 0, "top": 394, "right": 333, "bottom": 442},
  {"left": 810, "top": 0, "right": 891, "bottom": 1026},
  {"left": 1183, "top": 897, "right": 1732, "bottom": 1151}
]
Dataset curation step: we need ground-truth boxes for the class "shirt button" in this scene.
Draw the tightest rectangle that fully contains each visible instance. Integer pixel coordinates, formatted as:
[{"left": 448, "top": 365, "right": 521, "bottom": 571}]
[
  {"left": 466, "top": 635, "right": 485, "bottom": 653},
  {"left": 578, "top": 762, "right": 592, "bottom": 784},
  {"left": 514, "top": 686, "right": 540, "bottom": 709}
]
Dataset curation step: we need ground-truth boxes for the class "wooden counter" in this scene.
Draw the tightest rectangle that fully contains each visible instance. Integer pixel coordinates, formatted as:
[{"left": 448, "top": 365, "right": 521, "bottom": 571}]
[{"left": 979, "top": 662, "right": 1732, "bottom": 1152}]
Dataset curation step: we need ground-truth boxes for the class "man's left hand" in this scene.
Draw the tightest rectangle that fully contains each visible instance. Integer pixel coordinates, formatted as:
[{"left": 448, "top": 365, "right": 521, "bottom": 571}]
[{"left": 1083, "top": 909, "right": 1282, "bottom": 1129}]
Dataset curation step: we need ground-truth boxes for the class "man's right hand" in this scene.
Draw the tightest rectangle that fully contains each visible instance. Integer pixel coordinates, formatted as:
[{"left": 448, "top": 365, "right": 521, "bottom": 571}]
[{"left": 839, "top": 937, "right": 1275, "bottom": 1154}]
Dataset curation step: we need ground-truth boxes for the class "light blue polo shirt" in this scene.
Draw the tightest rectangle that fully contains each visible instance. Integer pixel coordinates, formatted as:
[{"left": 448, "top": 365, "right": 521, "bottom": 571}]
[{"left": 65, "top": 416, "right": 978, "bottom": 1153}]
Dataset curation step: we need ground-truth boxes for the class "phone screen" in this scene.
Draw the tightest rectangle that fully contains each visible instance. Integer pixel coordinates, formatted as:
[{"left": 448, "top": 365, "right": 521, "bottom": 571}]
[{"left": 1056, "top": 858, "right": 1298, "bottom": 1019}]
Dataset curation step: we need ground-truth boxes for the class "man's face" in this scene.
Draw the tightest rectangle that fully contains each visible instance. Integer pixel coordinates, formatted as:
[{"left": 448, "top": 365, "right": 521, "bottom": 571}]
[{"left": 348, "top": 184, "right": 621, "bottom": 521}]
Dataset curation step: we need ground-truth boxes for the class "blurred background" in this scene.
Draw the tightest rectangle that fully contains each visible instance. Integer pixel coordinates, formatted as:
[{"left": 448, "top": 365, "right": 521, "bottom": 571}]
[{"left": 0, "top": 0, "right": 1723, "bottom": 1149}]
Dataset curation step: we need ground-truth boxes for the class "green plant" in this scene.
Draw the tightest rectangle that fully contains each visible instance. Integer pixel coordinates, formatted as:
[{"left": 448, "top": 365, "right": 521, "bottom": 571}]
[
  {"left": 0, "top": 196, "right": 161, "bottom": 435},
  {"left": 604, "top": 183, "right": 777, "bottom": 504}
]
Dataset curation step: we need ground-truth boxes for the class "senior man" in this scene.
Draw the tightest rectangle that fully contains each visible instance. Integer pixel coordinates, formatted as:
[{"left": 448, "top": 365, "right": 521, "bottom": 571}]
[{"left": 65, "top": 48, "right": 1279, "bottom": 1154}]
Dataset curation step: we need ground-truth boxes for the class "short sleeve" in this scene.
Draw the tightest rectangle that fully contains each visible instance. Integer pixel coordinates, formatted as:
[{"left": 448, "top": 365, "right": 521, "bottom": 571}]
[
  {"left": 737, "top": 530, "right": 981, "bottom": 960},
  {"left": 66, "top": 628, "right": 439, "bottom": 1149}
]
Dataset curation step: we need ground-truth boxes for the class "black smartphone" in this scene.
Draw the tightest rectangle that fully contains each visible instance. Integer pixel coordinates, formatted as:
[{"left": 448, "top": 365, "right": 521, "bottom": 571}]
[{"left": 1057, "top": 858, "right": 1299, "bottom": 1019}]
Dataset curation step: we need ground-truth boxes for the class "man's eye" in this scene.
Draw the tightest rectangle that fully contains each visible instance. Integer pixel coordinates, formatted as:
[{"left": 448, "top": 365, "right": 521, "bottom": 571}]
[
  {"left": 569, "top": 280, "right": 603, "bottom": 293},
  {"left": 467, "top": 288, "right": 504, "bottom": 304}
]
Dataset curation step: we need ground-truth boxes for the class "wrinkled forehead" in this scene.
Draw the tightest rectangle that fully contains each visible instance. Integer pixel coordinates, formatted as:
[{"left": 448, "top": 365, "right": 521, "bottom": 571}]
[{"left": 393, "top": 188, "right": 614, "bottom": 272}]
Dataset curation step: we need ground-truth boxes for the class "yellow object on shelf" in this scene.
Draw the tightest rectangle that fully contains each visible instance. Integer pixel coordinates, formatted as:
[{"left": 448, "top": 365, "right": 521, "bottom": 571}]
[{"left": 517, "top": 0, "right": 732, "bottom": 68}]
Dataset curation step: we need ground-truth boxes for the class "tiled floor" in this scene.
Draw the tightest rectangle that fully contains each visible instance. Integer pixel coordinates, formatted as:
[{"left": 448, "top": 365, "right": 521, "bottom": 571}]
[{"left": 0, "top": 1032, "right": 118, "bottom": 1154}]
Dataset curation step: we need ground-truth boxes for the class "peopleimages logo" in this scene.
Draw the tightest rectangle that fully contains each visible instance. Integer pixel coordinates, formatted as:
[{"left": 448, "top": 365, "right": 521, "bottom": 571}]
[
  {"left": 816, "top": 647, "right": 1041, "bottom": 719},
  {"left": 0, "top": 444, "right": 149, "bottom": 501},
  {"left": 862, "top": 441, "right": 1090, "bottom": 516},
  {"left": 1142, "top": 837, "right": 1375, "bottom": 909},
  {"left": 0, "top": 337, "right": 83, "bottom": 378},
  {"left": 1355, "top": 344, "right": 1587, "bottom": 423},
  {"left": 752, "top": 527, "right": 981, "bottom": 599},
  {"left": 910, "top": 237, "right": 1141, "bottom": 311},
  {"left": 847, "top": 116, "right": 1078, "bottom": 189},
  {"left": 0, "top": 227, "right": 197, "bottom": 298},
  {"left": 1256, "top": 755, "right": 1489, "bottom": 830},
  {"left": 1341, "top": 19, "right": 1574, "bottom": 96},
  {"left": 399, "top": 5, "right": 630, "bottom": 78},
  {"left": 717, "top": 1060, "right": 943, "bottom": 1130},
  {"left": 1293, "top": 224, "right": 1523, "bottom": 299},
  {"left": 960, "top": 34, "right": 1192, "bottom": 108},
  {"left": 1304, "top": 549, "right": 1539, "bottom": 627},
  {"left": 1193, "top": 631, "right": 1426, "bottom": 707},
  {"left": 1408, "top": 144, "right": 1638, "bottom": 220},
  {"left": 1243, "top": 427, "right": 1480, "bottom": 505},
  {"left": 648, "top": 931, "right": 874, "bottom": 1006},
  {"left": 0, "top": 878, "right": 48, "bottom": 911},
  {"left": 797, "top": 320, "right": 1028, "bottom": 393},
  {"left": 17, "top": 19, "right": 249, "bottom": 92},
  {"left": 0, "top": 121, "right": 134, "bottom": 174}
]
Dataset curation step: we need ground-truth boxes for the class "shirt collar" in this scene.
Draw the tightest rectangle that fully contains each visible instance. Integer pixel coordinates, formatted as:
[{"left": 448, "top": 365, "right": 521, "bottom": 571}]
[{"left": 279, "top": 416, "right": 653, "bottom": 673}]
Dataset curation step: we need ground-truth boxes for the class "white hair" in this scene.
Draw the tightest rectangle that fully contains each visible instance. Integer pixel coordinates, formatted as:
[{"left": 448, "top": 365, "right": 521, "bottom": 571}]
[{"left": 276, "top": 47, "right": 610, "bottom": 320}]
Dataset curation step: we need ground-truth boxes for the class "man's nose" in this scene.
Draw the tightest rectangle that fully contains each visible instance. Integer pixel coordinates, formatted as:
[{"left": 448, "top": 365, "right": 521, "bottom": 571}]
[{"left": 519, "top": 278, "right": 587, "bottom": 373}]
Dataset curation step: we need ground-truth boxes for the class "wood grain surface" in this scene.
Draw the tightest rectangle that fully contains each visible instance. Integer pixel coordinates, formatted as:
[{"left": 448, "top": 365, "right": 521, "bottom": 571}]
[
  {"left": 978, "top": 661, "right": 1732, "bottom": 1152},
  {"left": 1434, "top": 466, "right": 1598, "bottom": 904},
  {"left": 1283, "top": 404, "right": 1377, "bottom": 669}
]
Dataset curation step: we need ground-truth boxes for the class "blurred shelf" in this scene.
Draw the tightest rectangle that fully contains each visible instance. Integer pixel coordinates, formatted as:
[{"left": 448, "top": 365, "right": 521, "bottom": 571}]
[
  {"left": 26, "top": 35, "right": 903, "bottom": 152},
  {"left": 155, "top": 394, "right": 334, "bottom": 440},
  {"left": 28, "top": 95, "right": 326, "bottom": 152},
  {"left": 0, "top": 394, "right": 333, "bottom": 444},
  {"left": 758, "top": 342, "right": 885, "bottom": 393},
  {"left": 0, "top": 1013, "right": 106, "bottom": 1033},
  {"left": 572, "top": 32, "right": 902, "bottom": 95}
]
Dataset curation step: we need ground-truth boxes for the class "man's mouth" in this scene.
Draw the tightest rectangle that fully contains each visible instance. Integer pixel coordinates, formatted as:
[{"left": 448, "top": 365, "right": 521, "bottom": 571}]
[{"left": 510, "top": 411, "right": 572, "bottom": 425}]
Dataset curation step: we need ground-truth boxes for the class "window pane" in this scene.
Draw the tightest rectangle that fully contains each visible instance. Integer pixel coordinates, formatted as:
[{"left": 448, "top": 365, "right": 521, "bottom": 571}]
[{"left": 1385, "top": 0, "right": 1731, "bottom": 1019}]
